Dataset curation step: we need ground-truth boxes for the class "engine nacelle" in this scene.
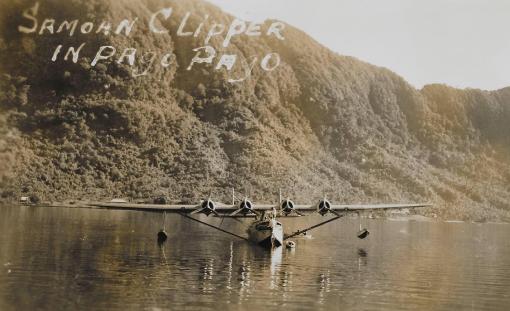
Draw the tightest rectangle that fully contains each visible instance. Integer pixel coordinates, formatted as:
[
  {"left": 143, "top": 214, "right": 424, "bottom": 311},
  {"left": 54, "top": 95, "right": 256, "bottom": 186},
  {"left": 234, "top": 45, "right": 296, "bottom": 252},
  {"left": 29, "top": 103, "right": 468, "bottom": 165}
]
[
  {"left": 281, "top": 199, "right": 295, "bottom": 215},
  {"left": 201, "top": 199, "right": 216, "bottom": 215},
  {"left": 317, "top": 199, "right": 332, "bottom": 216},
  {"left": 238, "top": 199, "right": 254, "bottom": 214}
]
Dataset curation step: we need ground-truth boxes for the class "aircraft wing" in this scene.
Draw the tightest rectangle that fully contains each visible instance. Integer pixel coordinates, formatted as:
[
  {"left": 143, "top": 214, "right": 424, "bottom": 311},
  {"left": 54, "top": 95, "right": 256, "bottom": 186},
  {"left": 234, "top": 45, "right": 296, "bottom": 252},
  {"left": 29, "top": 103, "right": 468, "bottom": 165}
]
[
  {"left": 76, "top": 201, "right": 431, "bottom": 215},
  {"left": 291, "top": 202, "right": 431, "bottom": 211},
  {"left": 329, "top": 203, "right": 432, "bottom": 210},
  {"left": 85, "top": 202, "right": 238, "bottom": 212}
]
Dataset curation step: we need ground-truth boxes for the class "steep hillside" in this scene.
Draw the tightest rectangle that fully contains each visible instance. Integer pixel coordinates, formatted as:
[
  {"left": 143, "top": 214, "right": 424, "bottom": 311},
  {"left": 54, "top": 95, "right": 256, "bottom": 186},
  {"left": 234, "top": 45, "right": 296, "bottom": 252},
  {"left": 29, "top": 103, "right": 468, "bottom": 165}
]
[{"left": 1, "top": 0, "right": 510, "bottom": 221}]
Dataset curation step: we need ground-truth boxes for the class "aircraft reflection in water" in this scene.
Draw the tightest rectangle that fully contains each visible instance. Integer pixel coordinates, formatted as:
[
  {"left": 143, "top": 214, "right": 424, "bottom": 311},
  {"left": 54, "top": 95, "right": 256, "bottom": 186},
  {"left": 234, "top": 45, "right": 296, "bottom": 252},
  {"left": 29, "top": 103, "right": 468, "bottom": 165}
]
[
  {"left": 83, "top": 190, "right": 431, "bottom": 249},
  {"left": 194, "top": 242, "right": 286, "bottom": 296},
  {"left": 156, "top": 239, "right": 370, "bottom": 302}
]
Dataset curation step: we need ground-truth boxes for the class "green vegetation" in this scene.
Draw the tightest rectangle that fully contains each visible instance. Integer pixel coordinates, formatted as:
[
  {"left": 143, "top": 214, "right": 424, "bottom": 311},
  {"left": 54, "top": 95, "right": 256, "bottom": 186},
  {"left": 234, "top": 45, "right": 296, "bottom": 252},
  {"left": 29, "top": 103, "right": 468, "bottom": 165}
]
[{"left": 1, "top": 0, "right": 509, "bottom": 221}]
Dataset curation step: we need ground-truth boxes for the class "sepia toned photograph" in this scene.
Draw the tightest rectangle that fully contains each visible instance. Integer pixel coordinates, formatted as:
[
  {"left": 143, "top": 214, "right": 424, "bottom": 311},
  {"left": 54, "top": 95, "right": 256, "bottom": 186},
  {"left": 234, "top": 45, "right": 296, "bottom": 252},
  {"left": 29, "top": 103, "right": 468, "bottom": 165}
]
[{"left": 1, "top": 0, "right": 509, "bottom": 310}]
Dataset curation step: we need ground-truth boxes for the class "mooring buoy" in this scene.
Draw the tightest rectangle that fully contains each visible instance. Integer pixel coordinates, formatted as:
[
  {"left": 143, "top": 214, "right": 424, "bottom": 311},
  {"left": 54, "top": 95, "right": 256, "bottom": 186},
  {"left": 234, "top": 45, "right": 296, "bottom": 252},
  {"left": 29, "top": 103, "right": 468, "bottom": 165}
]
[{"left": 286, "top": 241, "right": 296, "bottom": 249}]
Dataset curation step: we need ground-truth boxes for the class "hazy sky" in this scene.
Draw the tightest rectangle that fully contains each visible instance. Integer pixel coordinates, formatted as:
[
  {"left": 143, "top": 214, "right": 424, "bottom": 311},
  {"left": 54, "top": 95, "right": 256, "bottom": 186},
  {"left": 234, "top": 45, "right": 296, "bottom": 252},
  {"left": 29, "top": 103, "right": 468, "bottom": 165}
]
[{"left": 207, "top": 0, "right": 510, "bottom": 90}]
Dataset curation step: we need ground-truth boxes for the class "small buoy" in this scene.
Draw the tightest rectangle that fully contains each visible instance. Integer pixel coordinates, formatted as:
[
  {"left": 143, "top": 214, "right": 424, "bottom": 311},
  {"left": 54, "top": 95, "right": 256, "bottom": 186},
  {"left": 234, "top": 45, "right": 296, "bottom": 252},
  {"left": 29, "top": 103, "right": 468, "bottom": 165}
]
[
  {"left": 357, "top": 228, "right": 369, "bottom": 239},
  {"left": 286, "top": 241, "right": 296, "bottom": 249},
  {"left": 157, "top": 229, "right": 168, "bottom": 243}
]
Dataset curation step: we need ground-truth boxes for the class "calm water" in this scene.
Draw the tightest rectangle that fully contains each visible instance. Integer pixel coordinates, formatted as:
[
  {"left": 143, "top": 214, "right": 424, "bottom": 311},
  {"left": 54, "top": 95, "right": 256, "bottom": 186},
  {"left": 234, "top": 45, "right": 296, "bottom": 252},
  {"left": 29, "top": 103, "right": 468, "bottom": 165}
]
[{"left": 0, "top": 205, "right": 509, "bottom": 311}]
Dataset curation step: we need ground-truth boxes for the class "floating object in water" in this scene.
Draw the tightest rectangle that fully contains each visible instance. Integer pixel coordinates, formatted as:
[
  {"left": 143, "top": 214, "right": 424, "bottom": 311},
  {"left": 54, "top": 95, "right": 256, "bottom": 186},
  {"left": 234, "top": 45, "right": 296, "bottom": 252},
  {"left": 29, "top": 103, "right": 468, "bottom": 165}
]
[
  {"left": 286, "top": 241, "right": 296, "bottom": 249},
  {"left": 81, "top": 196, "right": 429, "bottom": 250},
  {"left": 357, "top": 228, "right": 370, "bottom": 239},
  {"left": 157, "top": 229, "right": 168, "bottom": 243}
]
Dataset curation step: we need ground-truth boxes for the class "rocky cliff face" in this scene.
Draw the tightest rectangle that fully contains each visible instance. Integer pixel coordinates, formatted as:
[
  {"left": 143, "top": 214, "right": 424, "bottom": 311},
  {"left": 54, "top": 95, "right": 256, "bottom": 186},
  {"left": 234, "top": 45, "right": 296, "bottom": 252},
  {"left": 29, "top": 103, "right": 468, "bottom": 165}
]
[{"left": 1, "top": 0, "right": 509, "bottom": 221}]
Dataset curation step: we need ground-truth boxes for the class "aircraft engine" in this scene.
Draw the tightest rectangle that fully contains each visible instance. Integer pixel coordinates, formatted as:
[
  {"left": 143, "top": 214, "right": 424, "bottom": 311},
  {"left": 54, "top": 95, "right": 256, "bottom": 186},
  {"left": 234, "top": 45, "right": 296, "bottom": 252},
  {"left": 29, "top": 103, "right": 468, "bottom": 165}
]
[
  {"left": 281, "top": 199, "right": 295, "bottom": 215},
  {"left": 238, "top": 199, "right": 254, "bottom": 214},
  {"left": 317, "top": 199, "right": 332, "bottom": 216},
  {"left": 200, "top": 199, "right": 216, "bottom": 215}
]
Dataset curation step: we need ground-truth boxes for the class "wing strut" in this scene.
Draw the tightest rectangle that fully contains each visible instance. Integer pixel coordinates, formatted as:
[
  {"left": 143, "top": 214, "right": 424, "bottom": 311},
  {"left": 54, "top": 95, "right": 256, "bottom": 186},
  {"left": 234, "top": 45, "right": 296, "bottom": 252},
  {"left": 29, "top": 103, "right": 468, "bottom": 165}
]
[
  {"left": 284, "top": 214, "right": 343, "bottom": 240},
  {"left": 180, "top": 213, "right": 249, "bottom": 241}
]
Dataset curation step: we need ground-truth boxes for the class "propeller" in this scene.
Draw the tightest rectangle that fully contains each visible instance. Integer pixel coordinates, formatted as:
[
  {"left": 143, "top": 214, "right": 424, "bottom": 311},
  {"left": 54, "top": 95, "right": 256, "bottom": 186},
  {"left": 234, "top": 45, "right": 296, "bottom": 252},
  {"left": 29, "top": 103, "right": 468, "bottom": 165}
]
[
  {"left": 229, "top": 187, "right": 259, "bottom": 217},
  {"left": 190, "top": 198, "right": 220, "bottom": 217},
  {"left": 281, "top": 199, "right": 303, "bottom": 216},
  {"left": 317, "top": 198, "right": 332, "bottom": 216},
  {"left": 317, "top": 197, "right": 343, "bottom": 217},
  {"left": 229, "top": 197, "right": 259, "bottom": 217}
]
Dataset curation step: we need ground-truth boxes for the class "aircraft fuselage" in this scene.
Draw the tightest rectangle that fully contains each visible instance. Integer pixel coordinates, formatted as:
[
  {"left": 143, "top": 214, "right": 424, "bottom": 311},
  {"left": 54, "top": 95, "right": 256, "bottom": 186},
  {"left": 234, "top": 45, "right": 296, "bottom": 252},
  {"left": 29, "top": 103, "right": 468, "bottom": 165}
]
[{"left": 247, "top": 218, "right": 283, "bottom": 248}]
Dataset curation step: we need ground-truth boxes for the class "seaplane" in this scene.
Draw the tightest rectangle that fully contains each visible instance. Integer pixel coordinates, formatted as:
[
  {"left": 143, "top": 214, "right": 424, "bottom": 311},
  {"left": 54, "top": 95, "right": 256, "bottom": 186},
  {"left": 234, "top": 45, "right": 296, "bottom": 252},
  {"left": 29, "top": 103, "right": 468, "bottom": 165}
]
[{"left": 82, "top": 190, "right": 431, "bottom": 249}]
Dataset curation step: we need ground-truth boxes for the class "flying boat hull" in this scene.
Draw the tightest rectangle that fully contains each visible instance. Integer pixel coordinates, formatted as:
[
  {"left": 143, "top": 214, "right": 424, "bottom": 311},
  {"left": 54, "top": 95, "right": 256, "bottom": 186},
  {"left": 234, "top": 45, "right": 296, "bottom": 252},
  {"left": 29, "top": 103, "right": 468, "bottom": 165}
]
[{"left": 247, "top": 219, "right": 283, "bottom": 248}]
